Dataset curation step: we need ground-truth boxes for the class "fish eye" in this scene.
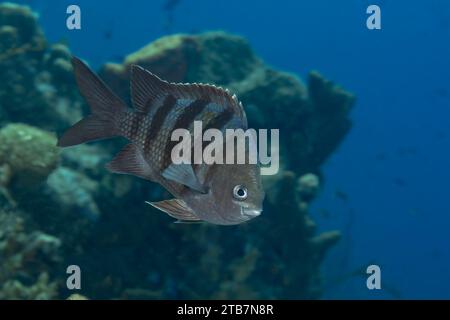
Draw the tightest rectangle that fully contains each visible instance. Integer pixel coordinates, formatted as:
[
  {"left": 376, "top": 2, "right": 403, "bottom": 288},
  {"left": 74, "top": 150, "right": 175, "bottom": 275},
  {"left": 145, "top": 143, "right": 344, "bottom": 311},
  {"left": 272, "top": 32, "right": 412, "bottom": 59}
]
[{"left": 233, "top": 185, "right": 248, "bottom": 200}]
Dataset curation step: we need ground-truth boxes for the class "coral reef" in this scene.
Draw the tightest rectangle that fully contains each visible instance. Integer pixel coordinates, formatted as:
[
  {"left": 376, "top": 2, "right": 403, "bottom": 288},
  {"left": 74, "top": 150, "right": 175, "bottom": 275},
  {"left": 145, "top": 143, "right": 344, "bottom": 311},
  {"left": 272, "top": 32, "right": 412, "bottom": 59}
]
[
  {"left": 0, "top": 3, "right": 354, "bottom": 300},
  {"left": 0, "top": 3, "right": 83, "bottom": 132},
  {"left": 0, "top": 123, "right": 59, "bottom": 187},
  {"left": 0, "top": 209, "right": 61, "bottom": 299},
  {"left": 67, "top": 293, "right": 88, "bottom": 300}
]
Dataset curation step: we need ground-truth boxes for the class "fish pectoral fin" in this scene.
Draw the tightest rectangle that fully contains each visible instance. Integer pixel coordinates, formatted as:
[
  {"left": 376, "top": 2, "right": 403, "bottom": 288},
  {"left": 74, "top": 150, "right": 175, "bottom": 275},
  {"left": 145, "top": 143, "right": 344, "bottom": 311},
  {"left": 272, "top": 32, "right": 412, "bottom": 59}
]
[
  {"left": 162, "top": 163, "right": 207, "bottom": 194},
  {"left": 105, "top": 143, "right": 155, "bottom": 181},
  {"left": 145, "top": 199, "right": 201, "bottom": 221}
]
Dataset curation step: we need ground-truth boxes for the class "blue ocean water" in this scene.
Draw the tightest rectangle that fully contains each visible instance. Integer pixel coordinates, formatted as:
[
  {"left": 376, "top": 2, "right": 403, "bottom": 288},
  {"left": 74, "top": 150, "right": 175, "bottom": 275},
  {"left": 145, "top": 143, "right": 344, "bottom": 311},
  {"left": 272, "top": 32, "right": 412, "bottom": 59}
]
[{"left": 16, "top": 0, "right": 450, "bottom": 299}]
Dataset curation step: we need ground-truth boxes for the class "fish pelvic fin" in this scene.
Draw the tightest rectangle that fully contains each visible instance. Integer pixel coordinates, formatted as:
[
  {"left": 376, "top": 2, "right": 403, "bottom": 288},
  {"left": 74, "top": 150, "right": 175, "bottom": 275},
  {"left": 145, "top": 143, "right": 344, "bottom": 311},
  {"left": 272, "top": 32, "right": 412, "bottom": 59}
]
[
  {"left": 162, "top": 163, "right": 207, "bottom": 194},
  {"left": 57, "top": 57, "right": 127, "bottom": 147},
  {"left": 145, "top": 199, "right": 202, "bottom": 222}
]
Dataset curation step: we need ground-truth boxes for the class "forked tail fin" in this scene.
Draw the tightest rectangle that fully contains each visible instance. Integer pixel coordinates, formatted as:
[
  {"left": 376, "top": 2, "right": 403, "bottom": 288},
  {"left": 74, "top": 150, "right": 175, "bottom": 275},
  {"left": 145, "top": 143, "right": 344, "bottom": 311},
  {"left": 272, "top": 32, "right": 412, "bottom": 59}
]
[{"left": 57, "top": 57, "right": 127, "bottom": 147}]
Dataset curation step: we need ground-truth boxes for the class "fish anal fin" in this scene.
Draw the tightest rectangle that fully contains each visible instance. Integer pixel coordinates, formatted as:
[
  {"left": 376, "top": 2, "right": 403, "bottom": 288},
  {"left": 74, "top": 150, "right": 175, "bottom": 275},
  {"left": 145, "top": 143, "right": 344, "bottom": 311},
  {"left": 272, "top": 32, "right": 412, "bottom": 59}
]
[
  {"left": 146, "top": 199, "right": 201, "bottom": 221},
  {"left": 105, "top": 143, "right": 154, "bottom": 180},
  {"left": 162, "top": 163, "right": 207, "bottom": 194}
]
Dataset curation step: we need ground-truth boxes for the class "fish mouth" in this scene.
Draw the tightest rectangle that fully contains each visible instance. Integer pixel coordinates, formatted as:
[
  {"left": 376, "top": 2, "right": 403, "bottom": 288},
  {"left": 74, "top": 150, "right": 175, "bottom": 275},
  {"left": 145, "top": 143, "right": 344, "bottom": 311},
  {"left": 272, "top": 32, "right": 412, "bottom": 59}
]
[{"left": 241, "top": 207, "right": 262, "bottom": 218}]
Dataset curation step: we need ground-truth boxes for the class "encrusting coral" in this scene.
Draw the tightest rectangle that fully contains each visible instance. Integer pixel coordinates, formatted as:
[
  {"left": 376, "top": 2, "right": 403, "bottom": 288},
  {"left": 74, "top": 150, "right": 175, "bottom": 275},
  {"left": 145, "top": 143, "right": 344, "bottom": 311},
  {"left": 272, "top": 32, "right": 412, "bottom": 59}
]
[
  {"left": 0, "top": 123, "right": 59, "bottom": 187},
  {"left": 0, "top": 209, "right": 61, "bottom": 299},
  {"left": 0, "top": 3, "right": 353, "bottom": 299},
  {"left": 0, "top": 3, "right": 83, "bottom": 132}
]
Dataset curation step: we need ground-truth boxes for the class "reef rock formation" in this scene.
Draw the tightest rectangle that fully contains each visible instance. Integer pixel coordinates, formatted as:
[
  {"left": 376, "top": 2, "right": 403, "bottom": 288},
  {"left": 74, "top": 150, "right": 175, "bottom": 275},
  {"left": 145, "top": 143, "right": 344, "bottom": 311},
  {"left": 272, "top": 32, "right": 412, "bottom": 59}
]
[
  {"left": 0, "top": 123, "right": 59, "bottom": 187},
  {"left": 0, "top": 3, "right": 354, "bottom": 300},
  {"left": 0, "top": 209, "right": 61, "bottom": 299},
  {"left": 0, "top": 3, "right": 83, "bottom": 132}
]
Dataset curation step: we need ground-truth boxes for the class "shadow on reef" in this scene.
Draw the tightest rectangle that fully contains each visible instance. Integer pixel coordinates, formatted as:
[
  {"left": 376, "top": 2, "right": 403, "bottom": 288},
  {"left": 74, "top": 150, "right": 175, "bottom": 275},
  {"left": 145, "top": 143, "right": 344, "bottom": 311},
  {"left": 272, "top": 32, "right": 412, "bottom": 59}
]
[{"left": 0, "top": 3, "right": 354, "bottom": 299}]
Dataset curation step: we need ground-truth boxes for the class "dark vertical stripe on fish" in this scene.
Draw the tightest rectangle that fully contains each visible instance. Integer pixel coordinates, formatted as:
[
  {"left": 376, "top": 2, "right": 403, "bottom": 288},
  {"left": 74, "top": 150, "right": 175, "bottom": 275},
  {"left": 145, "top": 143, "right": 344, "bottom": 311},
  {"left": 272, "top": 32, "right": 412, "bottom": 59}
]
[
  {"left": 163, "top": 99, "right": 210, "bottom": 168},
  {"left": 142, "top": 98, "right": 154, "bottom": 114},
  {"left": 192, "top": 107, "right": 234, "bottom": 169},
  {"left": 143, "top": 94, "right": 177, "bottom": 154},
  {"left": 203, "top": 107, "right": 234, "bottom": 132},
  {"left": 202, "top": 107, "right": 234, "bottom": 153}
]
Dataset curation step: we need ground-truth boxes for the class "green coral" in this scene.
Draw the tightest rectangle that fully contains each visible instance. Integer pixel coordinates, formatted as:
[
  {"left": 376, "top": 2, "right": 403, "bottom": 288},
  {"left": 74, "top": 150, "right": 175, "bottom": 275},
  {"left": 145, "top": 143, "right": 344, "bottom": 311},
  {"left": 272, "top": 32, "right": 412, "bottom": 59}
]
[
  {"left": 0, "top": 123, "right": 59, "bottom": 186},
  {"left": 0, "top": 272, "right": 58, "bottom": 300},
  {"left": 125, "top": 34, "right": 185, "bottom": 63},
  {"left": 297, "top": 173, "right": 320, "bottom": 202},
  {"left": 0, "top": 3, "right": 40, "bottom": 43},
  {"left": 0, "top": 3, "right": 83, "bottom": 132},
  {"left": 46, "top": 167, "right": 100, "bottom": 221},
  {"left": 0, "top": 209, "right": 61, "bottom": 300}
]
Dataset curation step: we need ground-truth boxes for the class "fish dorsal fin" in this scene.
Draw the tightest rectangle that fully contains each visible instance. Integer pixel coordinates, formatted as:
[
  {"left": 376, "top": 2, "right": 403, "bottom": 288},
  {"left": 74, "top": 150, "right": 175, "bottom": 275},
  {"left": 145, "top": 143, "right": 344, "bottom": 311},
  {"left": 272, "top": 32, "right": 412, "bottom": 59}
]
[
  {"left": 131, "top": 65, "right": 170, "bottom": 114},
  {"left": 162, "top": 163, "right": 207, "bottom": 194},
  {"left": 130, "top": 65, "right": 247, "bottom": 127},
  {"left": 146, "top": 199, "right": 201, "bottom": 221},
  {"left": 105, "top": 143, "right": 155, "bottom": 181}
]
